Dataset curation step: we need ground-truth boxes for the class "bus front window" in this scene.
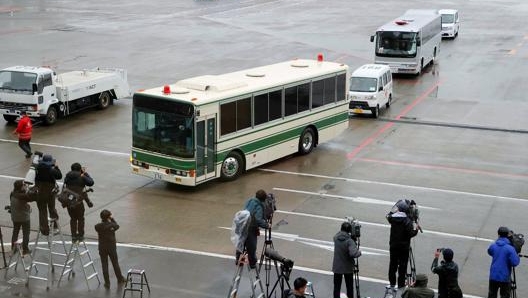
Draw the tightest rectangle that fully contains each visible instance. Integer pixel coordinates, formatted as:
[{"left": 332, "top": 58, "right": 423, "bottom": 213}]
[
  {"left": 132, "top": 96, "right": 194, "bottom": 158},
  {"left": 376, "top": 31, "right": 417, "bottom": 58}
]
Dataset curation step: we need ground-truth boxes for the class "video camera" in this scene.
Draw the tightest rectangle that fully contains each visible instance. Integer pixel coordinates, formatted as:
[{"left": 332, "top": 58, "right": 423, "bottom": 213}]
[
  {"left": 508, "top": 231, "right": 525, "bottom": 254},
  {"left": 390, "top": 199, "right": 423, "bottom": 233},
  {"left": 345, "top": 216, "right": 361, "bottom": 239},
  {"left": 24, "top": 151, "right": 44, "bottom": 185},
  {"left": 263, "top": 193, "right": 277, "bottom": 221},
  {"left": 58, "top": 187, "right": 94, "bottom": 209}
]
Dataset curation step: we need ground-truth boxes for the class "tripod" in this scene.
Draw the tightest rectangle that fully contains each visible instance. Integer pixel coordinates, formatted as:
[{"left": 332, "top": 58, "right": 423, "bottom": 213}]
[
  {"left": 406, "top": 246, "right": 417, "bottom": 287},
  {"left": 0, "top": 226, "right": 7, "bottom": 269},
  {"left": 258, "top": 216, "right": 279, "bottom": 297},
  {"left": 352, "top": 237, "right": 361, "bottom": 298},
  {"left": 268, "top": 263, "right": 292, "bottom": 298}
]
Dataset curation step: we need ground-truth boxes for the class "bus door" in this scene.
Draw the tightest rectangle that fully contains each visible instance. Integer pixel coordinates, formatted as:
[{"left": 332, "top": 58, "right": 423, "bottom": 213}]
[{"left": 195, "top": 115, "right": 216, "bottom": 183}]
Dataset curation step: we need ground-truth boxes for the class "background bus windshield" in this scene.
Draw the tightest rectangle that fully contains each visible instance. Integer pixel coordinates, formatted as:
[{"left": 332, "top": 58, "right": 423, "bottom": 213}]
[
  {"left": 133, "top": 95, "right": 194, "bottom": 158},
  {"left": 376, "top": 31, "right": 417, "bottom": 57}
]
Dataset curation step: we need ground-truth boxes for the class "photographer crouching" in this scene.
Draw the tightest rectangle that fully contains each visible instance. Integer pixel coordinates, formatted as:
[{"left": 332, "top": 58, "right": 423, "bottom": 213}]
[
  {"left": 63, "top": 162, "right": 94, "bottom": 242},
  {"left": 332, "top": 220, "right": 361, "bottom": 298}
]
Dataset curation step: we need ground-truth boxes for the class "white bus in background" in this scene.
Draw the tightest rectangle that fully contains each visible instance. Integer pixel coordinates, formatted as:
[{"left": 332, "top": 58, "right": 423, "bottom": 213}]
[
  {"left": 370, "top": 9, "right": 442, "bottom": 75},
  {"left": 131, "top": 56, "right": 349, "bottom": 186},
  {"left": 439, "top": 9, "right": 460, "bottom": 38}
]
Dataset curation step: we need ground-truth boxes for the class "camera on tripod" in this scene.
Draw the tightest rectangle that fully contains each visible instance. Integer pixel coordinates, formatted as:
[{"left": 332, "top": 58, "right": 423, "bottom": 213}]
[
  {"left": 508, "top": 231, "right": 525, "bottom": 254},
  {"left": 345, "top": 216, "right": 361, "bottom": 239},
  {"left": 263, "top": 193, "right": 277, "bottom": 222}
]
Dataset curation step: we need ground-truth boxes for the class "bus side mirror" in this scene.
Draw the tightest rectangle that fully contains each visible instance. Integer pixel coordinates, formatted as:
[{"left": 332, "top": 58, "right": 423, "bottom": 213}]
[
  {"left": 32, "top": 83, "right": 37, "bottom": 94},
  {"left": 370, "top": 35, "right": 375, "bottom": 42}
]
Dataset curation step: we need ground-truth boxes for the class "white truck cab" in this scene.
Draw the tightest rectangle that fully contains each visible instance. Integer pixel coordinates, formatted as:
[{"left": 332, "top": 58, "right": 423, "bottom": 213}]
[
  {"left": 0, "top": 66, "right": 130, "bottom": 124},
  {"left": 348, "top": 64, "right": 393, "bottom": 118},
  {"left": 439, "top": 9, "right": 460, "bottom": 38}
]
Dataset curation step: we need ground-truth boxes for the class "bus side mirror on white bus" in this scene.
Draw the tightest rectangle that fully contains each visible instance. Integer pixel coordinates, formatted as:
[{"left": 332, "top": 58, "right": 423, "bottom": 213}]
[{"left": 370, "top": 35, "right": 375, "bottom": 42}]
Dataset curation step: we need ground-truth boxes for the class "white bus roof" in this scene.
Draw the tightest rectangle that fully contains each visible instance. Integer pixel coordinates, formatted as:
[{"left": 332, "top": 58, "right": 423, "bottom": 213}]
[
  {"left": 137, "top": 59, "right": 348, "bottom": 106},
  {"left": 351, "top": 64, "right": 390, "bottom": 78},
  {"left": 438, "top": 9, "right": 458, "bottom": 15},
  {"left": 376, "top": 10, "right": 440, "bottom": 32}
]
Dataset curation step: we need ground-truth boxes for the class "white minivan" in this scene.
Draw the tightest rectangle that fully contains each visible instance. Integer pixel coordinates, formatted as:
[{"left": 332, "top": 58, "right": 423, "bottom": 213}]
[
  {"left": 348, "top": 64, "right": 392, "bottom": 118},
  {"left": 439, "top": 9, "right": 460, "bottom": 38}
]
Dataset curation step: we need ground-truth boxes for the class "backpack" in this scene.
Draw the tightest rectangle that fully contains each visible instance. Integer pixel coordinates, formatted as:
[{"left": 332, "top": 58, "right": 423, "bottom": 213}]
[{"left": 231, "top": 210, "right": 251, "bottom": 252}]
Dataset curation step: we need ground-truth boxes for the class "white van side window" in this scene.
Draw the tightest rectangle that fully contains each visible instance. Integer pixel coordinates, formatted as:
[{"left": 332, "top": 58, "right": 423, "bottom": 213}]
[
  {"left": 380, "top": 76, "right": 386, "bottom": 90},
  {"left": 386, "top": 71, "right": 392, "bottom": 83}
]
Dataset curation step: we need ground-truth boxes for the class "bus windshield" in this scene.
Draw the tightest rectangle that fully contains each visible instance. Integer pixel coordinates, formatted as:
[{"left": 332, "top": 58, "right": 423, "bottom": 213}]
[
  {"left": 132, "top": 95, "right": 195, "bottom": 158},
  {"left": 375, "top": 31, "right": 418, "bottom": 58},
  {"left": 350, "top": 77, "right": 378, "bottom": 92}
]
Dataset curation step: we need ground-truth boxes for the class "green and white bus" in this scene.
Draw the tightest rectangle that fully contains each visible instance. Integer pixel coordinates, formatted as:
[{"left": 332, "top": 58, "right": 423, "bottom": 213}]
[{"left": 131, "top": 57, "right": 349, "bottom": 186}]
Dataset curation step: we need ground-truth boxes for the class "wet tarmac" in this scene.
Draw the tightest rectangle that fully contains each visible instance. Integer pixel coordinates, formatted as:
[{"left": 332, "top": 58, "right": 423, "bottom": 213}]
[{"left": 1, "top": 0, "right": 528, "bottom": 297}]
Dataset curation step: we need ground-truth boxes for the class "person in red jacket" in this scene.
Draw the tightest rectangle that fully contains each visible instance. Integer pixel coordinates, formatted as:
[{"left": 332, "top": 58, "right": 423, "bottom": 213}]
[{"left": 12, "top": 111, "right": 33, "bottom": 158}]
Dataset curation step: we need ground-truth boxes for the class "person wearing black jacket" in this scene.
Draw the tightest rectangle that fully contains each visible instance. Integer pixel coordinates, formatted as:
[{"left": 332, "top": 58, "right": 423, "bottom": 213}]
[
  {"left": 9, "top": 180, "right": 37, "bottom": 255},
  {"left": 95, "top": 209, "right": 126, "bottom": 289},
  {"left": 387, "top": 200, "right": 419, "bottom": 289},
  {"left": 34, "top": 154, "right": 62, "bottom": 235},
  {"left": 431, "top": 248, "right": 462, "bottom": 298},
  {"left": 64, "top": 162, "right": 94, "bottom": 242}
]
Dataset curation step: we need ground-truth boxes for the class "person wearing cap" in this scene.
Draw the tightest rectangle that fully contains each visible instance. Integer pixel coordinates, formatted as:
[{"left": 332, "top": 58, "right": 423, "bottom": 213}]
[
  {"left": 401, "top": 273, "right": 435, "bottom": 298},
  {"left": 431, "top": 248, "right": 462, "bottom": 298},
  {"left": 9, "top": 180, "right": 38, "bottom": 255},
  {"left": 332, "top": 221, "right": 361, "bottom": 298},
  {"left": 64, "top": 162, "right": 94, "bottom": 242},
  {"left": 487, "top": 226, "right": 520, "bottom": 298},
  {"left": 235, "top": 189, "right": 270, "bottom": 269},
  {"left": 95, "top": 209, "right": 126, "bottom": 289},
  {"left": 34, "top": 154, "right": 62, "bottom": 235},
  {"left": 386, "top": 199, "right": 420, "bottom": 289},
  {"left": 12, "top": 110, "right": 33, "bottom": 158}
]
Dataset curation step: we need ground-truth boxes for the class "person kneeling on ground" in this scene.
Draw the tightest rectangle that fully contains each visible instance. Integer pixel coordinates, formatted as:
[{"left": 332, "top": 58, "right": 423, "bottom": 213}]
[{"left": 402, "top": 273, "right": 435, "bottom": 298}]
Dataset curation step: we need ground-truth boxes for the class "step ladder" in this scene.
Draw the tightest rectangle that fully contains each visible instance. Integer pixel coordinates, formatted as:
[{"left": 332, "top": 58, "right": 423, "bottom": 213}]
[
  {"left": 383, "top": 285, "right": 398, "bottom": 298},
  {"left": 58, "top": 239, "right": 100, "bottom": 290},
  {"left": 26, "top": 218, "right": 69, "bottom": 290},
  {"left": 4, "top": 239, "right": 33, "bottom": 279},
  {"left": 227, "top": 253, "right": 265, "bottom": 298},
  {"left": 305, "top": 281, "right": 316, "bottom": 298}
]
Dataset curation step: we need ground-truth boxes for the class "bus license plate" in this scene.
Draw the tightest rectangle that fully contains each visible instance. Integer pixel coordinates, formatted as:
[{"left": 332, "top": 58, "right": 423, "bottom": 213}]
[{"left": 353, "top": 108, "right": 363, "bottom": 114}]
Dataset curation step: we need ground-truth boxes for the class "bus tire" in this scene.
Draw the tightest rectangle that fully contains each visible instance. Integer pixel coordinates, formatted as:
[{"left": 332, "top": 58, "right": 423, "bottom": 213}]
[
  {"left": 97, "top": 91, "right": 111, "bottom": 109},
  {"left": 3, "top": 115, "right": 17, "bottom": 123},
  {"left": 220, "top": 151, "right": 244, "bottom": 181},
  {"left": 371, "top": 105, "right": 380, "bottom": 118},
  {"left": 298, "top": 127, "right": 315, "bottom": 155},
  {"left": 44, "top": 106, "right": 58, "bottom": 125}
]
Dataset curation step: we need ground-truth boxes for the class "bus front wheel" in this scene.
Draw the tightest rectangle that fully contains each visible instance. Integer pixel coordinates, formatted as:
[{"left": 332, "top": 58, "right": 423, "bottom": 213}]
[
  {"left": 221, "top": 151, "right": 244, "bottom": 181},
  {"left": 298, "top": 127, "right": 315, "bottom": 155}
]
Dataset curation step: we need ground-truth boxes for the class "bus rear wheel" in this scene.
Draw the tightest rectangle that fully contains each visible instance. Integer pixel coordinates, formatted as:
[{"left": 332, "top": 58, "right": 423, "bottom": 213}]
[
  {"left": 220, "top": 151, "right": 244, "bottom": 181},
  {"left": 298, "top": 127, "right": 315, "bottom": 155}
]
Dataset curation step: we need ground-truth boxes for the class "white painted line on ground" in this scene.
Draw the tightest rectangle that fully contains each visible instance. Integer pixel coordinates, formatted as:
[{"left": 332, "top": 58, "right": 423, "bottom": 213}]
[
  {"left": 273, "top": 187, "right": 438, "bottom": 210},
  {"left": 0, "top": 138, "right": 129, "bottom": 156},
  {"left": 275, "top": 210, "right": 494, "bottom": 243},
  {"left": 261, "top": 168, "right": 528, "bottom": 203}
]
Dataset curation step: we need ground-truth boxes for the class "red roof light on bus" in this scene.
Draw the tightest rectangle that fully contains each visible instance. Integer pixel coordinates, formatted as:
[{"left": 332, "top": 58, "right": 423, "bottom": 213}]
[
  {"left": 317, "top": 53, "right": 324, "bottom": 62},
  {"left": 163, "top": 85, "right": 171, "bottom": 94},
  {"left": 395, "top": 20, "right": 408, "bottom": 25}
]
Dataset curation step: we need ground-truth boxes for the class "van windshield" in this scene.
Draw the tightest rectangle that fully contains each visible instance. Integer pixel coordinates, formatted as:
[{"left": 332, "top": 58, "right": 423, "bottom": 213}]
[
  {"left": 441, "top": 14, "right": 455, "bottom": 24},
  {"left": 350, "top": 77, "right": 377, "bottom": 92}
]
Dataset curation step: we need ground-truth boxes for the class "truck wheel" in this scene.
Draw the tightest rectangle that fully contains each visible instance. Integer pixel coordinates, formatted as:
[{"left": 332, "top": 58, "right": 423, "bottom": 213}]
[
  {"left": 220, "top": 151, "right": 244, "bottom": 181},
  {"left": 371, "top": 105, "right": 380, "bottom": 118},
  {"left": 98, "top": 91, "right": 111, "bottom": 109},
  {"left": 298, "top": 127, "right": 315, "bottom": 155},
  {"left": 3, "top": 115, "right": 17, "bottom": 123},
  {"left": 44, "top": 106, "right": 58, "bottom": 125}
]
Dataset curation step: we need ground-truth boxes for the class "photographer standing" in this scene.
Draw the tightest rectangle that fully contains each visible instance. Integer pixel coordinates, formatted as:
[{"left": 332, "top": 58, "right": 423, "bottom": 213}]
[
  {"left": 332, "top": 221, "right": 361, "bottom": 298},
  {"left": 386, "top": 200, "right": 419, "bottom": 290},
  {"left": 64, "top": 162, "right": 94, "bottom": 242},
  {"left": 235, "top": 189, "right": 270, "bottom": 269},
  {"left": 487, "top": 226, "right": 520, "bottom": 298},
  {"left": 34, "top": 154, "right": 62, "bottom": 235},
  {"left": 431, "top": 248, "right": 462, "bottom": 298},
  {"left": 9, "top": 180, "right": 37, "bottom": 255},
  {"left": 95, "top": 209, "right": 126, "bottom": 289}
]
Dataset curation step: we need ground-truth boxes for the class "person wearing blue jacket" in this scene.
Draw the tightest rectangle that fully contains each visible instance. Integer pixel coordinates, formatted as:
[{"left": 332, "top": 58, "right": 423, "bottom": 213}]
[
  {"left": 487, "top": 226, "right": 520, "bottom": 298},
  {"left": 235, "top": 189, "right": 270, "bottom": 269}
]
